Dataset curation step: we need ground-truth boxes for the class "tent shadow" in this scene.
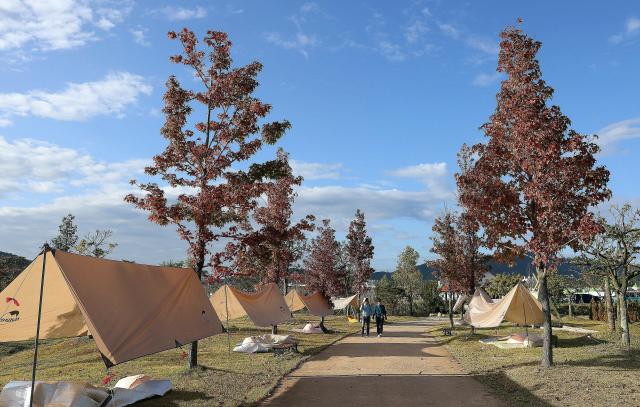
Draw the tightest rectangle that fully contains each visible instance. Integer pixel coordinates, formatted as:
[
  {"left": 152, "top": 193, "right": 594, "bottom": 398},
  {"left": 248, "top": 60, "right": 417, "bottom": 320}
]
[
  {"left": 477, "top": 370, "right": 555, "bottom": 407},
  {"left": 309, "top": 341, "right": 445, "bottom": 360},
  {"left": 135, "top": 390, "right": 214, "bottom": 406},
  {"left": 263, "top": 372, "right": 553, "bottom": 406},
  {"left": 560, "top": 350, "right": 640, "bottom": 370}
]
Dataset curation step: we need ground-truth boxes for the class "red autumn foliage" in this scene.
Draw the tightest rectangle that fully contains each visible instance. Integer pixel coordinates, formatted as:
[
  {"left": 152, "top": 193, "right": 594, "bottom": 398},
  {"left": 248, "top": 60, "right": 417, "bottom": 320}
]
[
  {"left": 456, "top": 26, "right": 610, "bottom": 367},
  {"left": 125, "top": 28, "right": 289, "bottom": 367},
  {"left": 231, "top": 148, "right": 315, "bottom": 288},
  {"left": 429, "top": 209, "right": 488, "bottom": 296},
  {"left": 304, "top": 219, "right": 345, "bottom": 298},
  {"left": 346, "top": 209, "right": 375, "bottom": 296}
]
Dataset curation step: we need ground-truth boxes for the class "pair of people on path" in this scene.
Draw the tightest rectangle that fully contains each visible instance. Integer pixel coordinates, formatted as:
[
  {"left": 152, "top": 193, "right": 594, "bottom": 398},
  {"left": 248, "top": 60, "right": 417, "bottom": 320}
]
[{"left": 360, "top": 298, "right": 387, "bottom": 337}]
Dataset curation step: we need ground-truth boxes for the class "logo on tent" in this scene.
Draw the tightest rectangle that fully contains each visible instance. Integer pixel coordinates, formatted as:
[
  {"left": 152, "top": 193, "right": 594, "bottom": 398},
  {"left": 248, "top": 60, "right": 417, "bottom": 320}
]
[
  {"left": 5, "top": 297, "right": 20, "bottom": 306},
  {"left": 0, "top": 310, "right": 20, "bottom": 323}
]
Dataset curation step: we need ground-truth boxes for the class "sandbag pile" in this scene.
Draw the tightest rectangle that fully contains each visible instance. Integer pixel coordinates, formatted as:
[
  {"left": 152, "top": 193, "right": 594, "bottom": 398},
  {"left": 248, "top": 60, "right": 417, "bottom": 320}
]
[
  {"left": 293, "top": 323, "right": 324, "bottom": 334},
  {"left": 233, "top": 334, "right": 296, "bottom": 353}
]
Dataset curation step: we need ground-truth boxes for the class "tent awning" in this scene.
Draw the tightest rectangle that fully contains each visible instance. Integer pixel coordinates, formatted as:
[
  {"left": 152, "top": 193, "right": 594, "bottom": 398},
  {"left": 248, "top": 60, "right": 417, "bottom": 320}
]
[
  {"left": 464, "top": 283, "right": 543, "bottom": 328},
  {"left": 285, "top": 290, "right": 333, "bottom": 317},
  {"left": 210, "top": 283, "right": 291, "bottom": 327},
  {"left": 331, "top": 294, "right": 358, "bottom": 311},
  {"left": 0, "top": 250, "right": 222, "bottom": 366}
]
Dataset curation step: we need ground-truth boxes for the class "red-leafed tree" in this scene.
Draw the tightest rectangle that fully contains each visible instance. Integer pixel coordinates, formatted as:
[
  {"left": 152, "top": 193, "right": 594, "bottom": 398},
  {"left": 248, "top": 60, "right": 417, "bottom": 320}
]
[
  {"left": 456, "top": 25, "right": 610, "bottom": 367},
  {"left": 305, "top": 219, "right": 345, "bottom": 297},
  {"left": 346, "top": 209, "right": 375, "bottom": 298},
  {"left": 304, "top": 219, "right": 345, "bottom": 331},
  {"left": 429, "top": 208, "right": 488, "bottom": 328},
  {"left": 233, "top": 148, "right": 315, "bottom": 291},
  {"left": 125, "top": 28, "right": 290, "bottom": 368}
]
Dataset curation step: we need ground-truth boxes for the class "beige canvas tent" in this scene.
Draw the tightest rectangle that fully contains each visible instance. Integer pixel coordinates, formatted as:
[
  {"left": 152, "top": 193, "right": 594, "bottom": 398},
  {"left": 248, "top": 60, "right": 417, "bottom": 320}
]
[
  {"left": 210, "top": 283, "right": 291, "bottom": 327},
  {"left": 464, "top": 283, "right": 544, "bottom": 328},
  {"left": 285, "top": 290, "right": 333, "bottom": 317},
  {"left": 331, "top": 294, "right": 358, "bottom": 311},
  {"left": 0, "top": 249, "right": 222, "bottom": 366},
  {"left": 454, "top": 287, "right": 493, "bottom": 312}
]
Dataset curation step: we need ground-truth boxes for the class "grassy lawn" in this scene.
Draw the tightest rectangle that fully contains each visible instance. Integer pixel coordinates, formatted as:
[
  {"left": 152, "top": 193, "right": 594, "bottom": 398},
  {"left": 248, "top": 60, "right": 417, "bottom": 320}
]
[
  {"left": 435, "top": 317, "right": 640, "bottom": 407},
  {"left": 0, "top": 314, "right": 359, "bottom": 406}
]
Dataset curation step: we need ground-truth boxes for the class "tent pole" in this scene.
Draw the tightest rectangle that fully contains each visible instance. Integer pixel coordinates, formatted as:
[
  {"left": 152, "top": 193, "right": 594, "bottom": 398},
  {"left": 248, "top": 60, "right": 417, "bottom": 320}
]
[
  {"left": 30, "top": 245, "right": 49, "bottom": 407},
  {"left": 224, "top": 285, "right": 231, "bottom": 353}
]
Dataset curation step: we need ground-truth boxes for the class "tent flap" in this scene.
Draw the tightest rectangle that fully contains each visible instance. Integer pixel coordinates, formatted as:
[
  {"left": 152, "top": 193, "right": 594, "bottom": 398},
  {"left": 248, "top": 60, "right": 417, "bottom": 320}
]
[
  {"left": 0, "top": 250, "right": 223, "bottom": 366},
  {"left": 286, "top": 290, "right": 332, "bottom": 317},
  {"left": 331, "top": 294, "right": 358, "bottom": 311},
  {"left": 211, "top": 283, "right": 291, "bottom": 327},
  {"left": 464, "top": 283, "right": 543, "bottom": 328}
]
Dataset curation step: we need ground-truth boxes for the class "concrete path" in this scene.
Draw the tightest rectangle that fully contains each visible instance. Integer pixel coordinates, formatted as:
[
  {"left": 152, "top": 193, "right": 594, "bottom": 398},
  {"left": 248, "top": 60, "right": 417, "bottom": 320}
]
[{"left": 263, "top": 319, "right": 504, "bottom": 407}]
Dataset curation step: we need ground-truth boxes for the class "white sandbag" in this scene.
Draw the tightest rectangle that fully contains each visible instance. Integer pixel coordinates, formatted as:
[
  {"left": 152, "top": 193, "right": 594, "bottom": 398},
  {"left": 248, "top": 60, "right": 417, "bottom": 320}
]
[
  {"left": 107, "top": 375, "right": 171, "bottom": 406},
  {"left": 293, "top": 323, "right": 323, "bottom": 334},
  {"left": 232, "top": 334, "right": 296, "bottom": 353},
  {"left": 0, "top": 381, "right": 108, "bottom": 407}
]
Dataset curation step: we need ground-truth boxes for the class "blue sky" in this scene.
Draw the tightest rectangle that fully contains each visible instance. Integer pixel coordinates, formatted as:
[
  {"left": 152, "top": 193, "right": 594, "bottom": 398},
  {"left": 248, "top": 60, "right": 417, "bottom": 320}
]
[{"left": 0, "top": 0, "right": 639, "bottom": 270}]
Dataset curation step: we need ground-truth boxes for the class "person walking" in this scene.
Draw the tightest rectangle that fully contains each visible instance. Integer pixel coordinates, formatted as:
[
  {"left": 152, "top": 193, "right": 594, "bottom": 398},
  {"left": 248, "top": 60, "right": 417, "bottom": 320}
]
[
  {"left": 374, "top": 299, "right": 387, "bottom": 337},
  {"left": 360, "top": 297, "right": 372, "bottom": 337}
]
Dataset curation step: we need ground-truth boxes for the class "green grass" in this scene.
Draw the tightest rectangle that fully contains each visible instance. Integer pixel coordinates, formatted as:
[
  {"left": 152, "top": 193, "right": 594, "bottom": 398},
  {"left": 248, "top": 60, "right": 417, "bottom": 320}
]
[
  {"left": 0, "top": 314, "right": 359, "bottom": 406},
  {"left": 436, "top": 317, "right": 640, "bottom": 407}
]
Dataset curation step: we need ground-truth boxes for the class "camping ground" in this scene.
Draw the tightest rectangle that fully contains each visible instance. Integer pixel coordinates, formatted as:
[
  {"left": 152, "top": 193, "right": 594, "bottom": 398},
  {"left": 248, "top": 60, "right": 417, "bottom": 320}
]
[
  {"left": 437, "top": 317, "right": 640, "bottom": 406},
  {"left": 2, "top": 313, "right": 639, "bottom": 406},
  {"left": 0, "top": 314, "right": 359, "bottom": 406}
]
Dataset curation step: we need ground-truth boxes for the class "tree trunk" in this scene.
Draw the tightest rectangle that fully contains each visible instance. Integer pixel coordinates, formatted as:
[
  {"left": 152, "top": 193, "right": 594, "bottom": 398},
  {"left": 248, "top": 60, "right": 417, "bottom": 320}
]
[
  {"left": 189, "top": 244, "right": 206, "bottom": 369},
  {"left": 604, "top": 277, "right": 616, "bottom": 332},
  {"left": 272, "top": 325, "right": 278, "bottom": 335},
  {"left": 409, "top": 294, "right": 413, "bottom": 316},
  {"left": 617, "top": 294, "right": 622, "bottom": 330},
  {"left": 568, "top": 293, "right": 573, "bottom": 318},
  {"left": 619, "top": 280, "right": 630, "bottom": 351},
  {"left": 319, "top": 316, "right": 328, "bottom": 333},
  {"left": 537, "top": 265, "right": 553, "bottom": 368},
  {"left": 448, "top": 294, "right": 454, "bottom": 329}
]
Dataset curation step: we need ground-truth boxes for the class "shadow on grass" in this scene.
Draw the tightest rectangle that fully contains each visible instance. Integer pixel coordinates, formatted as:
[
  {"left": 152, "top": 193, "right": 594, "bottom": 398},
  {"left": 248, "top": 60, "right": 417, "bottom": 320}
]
[
  {"left": 560, "top": 349, "right": 640, "bottom": 370},
  {"left": 476, "top": 370, "right": 555, "bottom": 407},
  {"left": 263, "top": 372, "right": 554, "bottom": 406},
  {"left": 136, "top": 390, "right": 215, "bottom": 406}
]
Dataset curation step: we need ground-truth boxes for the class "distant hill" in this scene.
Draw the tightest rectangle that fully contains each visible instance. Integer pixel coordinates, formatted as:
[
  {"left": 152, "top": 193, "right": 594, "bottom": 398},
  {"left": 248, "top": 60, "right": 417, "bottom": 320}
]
[
  {"left": 371, "top": 256, "right": 580, "bottom": 282},
  {"left": 0, "top": 251, "right": 31, "bottom": 291}
]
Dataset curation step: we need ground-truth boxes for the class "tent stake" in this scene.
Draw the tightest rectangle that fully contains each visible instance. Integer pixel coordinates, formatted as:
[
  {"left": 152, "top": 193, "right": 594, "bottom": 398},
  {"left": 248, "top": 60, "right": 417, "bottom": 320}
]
[
  {"left": 30, "top": 244, "right": 49, "bottom": 407},
  {"left": 224, "top": 285, "right": 231, "bottom": 353}
]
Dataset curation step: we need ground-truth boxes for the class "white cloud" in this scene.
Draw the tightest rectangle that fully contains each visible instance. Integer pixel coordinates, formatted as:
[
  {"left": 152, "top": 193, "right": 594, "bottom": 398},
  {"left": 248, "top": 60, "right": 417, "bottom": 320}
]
[
  {"left": 0, "top": 72, "right": 152, "bottom": 124},
  {"left": 438, "top": 23, "right": 460, "bottom": 39},
  {"left": 596, "top": 118, "right": 640, "bottom": 153},
  {"left": 300, "top": 2, "right": 318, "bottom": 13},
  {"left": 130, "top": 29, "right": 150, "bottom": 47},
  {"left": 609, "top": 17, "right": 640, "bottom": 44},
  {"left": 405, "top": 19, "right": 429, "bottom": 44},
  {"left": 296, "top": 183, "right": 452, "bottom": 228},
  {"left": 390, "top": 162, "right": 448, "bottom": 179},
  {"left": 438, "top": 23, "right": 498, "bottom": 57},
  {"left": 0, "top": 136, "right": 149, "bottom": 197},
  {"left": 0, "top": 189, "right": 188, "bottom": 264},
  {"left": 265, "top": 32, "right": 319, "bottom": 58},
  {"left": 0, "top": 0, "right": 131, "bottom": 52},
  {"left": 290, "top": 160, "right": 343, "bottom": 180},
  {"left": 465, "top": 35, "right": 499, "bottom": 55},
  {"left": 390, "top": 162, "right": 451, "bottom": 194},
  {"left": 472, "top": 72, "right": 502, "bottom": 87},
  {"left": 149, "top": 6, "right": 207, "bottom": 21}
]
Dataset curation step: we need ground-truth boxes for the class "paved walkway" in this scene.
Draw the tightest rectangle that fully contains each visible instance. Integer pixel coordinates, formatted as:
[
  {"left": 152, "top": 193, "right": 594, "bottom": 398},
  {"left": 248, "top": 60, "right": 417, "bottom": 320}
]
[{"left": 263, "top": 319, "right": 504, "bottom": 407}]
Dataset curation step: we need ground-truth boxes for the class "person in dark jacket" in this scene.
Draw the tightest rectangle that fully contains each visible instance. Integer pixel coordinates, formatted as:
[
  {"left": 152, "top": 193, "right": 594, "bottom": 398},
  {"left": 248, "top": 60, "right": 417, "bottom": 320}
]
[
  {"left": 360, "top": 297, "right": 372, "bottom": 337},
  {"left": 374, "top": 299, "right": 387, "bottom": 337}
]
